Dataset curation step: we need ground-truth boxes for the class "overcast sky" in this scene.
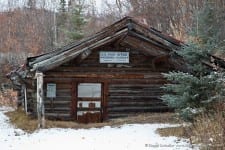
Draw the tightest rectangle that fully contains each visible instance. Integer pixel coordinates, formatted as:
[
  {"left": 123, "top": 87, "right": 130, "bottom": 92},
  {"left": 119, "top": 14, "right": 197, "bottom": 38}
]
[
  {"left": 0, "top": 0, "right": 57, "bottom": 11},
  {"left": 0, "top": 0, "right": 115, "bottom": 12}
]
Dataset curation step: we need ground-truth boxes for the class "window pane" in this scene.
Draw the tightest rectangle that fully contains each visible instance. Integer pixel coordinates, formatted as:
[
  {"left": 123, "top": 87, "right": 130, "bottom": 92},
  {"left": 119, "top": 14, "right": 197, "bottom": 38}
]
[{"left": 78, "top": 83, "right": 101, "bottom": 98}]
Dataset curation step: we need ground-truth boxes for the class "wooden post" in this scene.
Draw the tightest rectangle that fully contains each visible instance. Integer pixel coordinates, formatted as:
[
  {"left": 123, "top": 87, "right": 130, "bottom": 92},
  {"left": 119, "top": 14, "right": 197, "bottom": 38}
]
[
  {"left": 35, "top": 71, "right": 45, "bottom": 128},
  {"left": 21, "top": 85, "right": 25, "bottom": 110},
  {"left": 71, "top": 81, "right": 77, "bottom": 120},
  {"left": 22, "top": 84, "right": 28, "bottom": 114},
  {"left": 103, "top": 82, "right": 109, "bottom": 121}
]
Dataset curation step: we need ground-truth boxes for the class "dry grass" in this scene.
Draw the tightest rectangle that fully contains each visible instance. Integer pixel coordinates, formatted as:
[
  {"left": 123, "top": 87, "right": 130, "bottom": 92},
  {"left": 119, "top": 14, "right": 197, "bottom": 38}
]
[
  {"left": 188, "top": 102, "right": 225, "bottom": 149},
  {"left": 157, "top": 126, "right": 190, "bottom": 139},
  {"left": 5, "top": 108, "right": 181, "bottom": 133},
  {"left": 189, "top": 111, "right": 225, "bottom": 149},
  {"left": 157, "top": 103, "right": 225, "bottom": 149},
  {"left": 6, "top": 108, "right": 38, "bottom": 133},
  {"left": 0, "top": 90, "right": 17, "bottom": 107}
]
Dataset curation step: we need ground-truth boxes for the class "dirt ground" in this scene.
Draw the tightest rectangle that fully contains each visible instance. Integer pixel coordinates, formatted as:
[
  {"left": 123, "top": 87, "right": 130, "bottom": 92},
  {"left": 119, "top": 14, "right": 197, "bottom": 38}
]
[{"left": 5, "top": 108, "right": 181, "bottom": 133}]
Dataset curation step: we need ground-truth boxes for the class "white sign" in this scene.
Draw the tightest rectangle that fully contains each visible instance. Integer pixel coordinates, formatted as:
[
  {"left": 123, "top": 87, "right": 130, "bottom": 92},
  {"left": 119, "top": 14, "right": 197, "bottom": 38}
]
[
  {"left": 78, "top": 101, "right": 101, "bottom": 108},
  {"left": 47, "top": 83, "right": 56, "bottom": 98},
  {"left": 99, "top": 51, "right": 129, "bottom": 63}
]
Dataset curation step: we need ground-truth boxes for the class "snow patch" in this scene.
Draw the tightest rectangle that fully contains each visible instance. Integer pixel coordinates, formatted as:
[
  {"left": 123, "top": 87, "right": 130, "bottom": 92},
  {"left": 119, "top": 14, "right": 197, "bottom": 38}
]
[{"left": 0, "top": 107, "right": 198, "bottom": 150}]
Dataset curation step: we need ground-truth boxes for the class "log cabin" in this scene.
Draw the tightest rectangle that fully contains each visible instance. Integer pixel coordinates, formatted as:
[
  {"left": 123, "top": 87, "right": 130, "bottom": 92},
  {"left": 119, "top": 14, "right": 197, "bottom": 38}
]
[{"left": 8, "top": 16, "right": 186, "bottom": 124}]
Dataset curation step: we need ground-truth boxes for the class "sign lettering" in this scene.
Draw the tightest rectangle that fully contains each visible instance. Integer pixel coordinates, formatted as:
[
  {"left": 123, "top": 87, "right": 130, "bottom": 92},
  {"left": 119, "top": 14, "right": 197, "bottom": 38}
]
[{"left": 99, "top": 51, "right": 129, "bottom": 63}]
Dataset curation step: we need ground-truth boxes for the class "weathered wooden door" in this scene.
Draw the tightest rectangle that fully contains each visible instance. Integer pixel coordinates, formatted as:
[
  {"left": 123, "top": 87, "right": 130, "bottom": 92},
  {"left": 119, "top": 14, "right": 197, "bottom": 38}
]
[{"left": 76, "top": 83, "right": 103, "bottom": 123}]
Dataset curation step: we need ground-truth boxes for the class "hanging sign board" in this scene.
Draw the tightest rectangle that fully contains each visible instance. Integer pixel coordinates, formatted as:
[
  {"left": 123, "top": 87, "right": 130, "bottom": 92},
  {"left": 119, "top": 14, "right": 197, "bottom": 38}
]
[
  {"left": 99, "top": 51, "right": 129, "bottom": 63},
  {"left": 47, "top": 83, "right": 56, "bottom": 98}
]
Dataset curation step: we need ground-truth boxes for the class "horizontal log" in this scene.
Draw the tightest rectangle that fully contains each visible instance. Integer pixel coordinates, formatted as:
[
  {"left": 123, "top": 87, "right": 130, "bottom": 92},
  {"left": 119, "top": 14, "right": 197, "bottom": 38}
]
[
  {"left": 45, "top": 113, "right": 71, "bottom": 117},
  {"left": 109, "top": 89, "right": 163, "bottom": 93},
  {"left": 51, "top": 67, "right": 154, "bottom": 72},
  {"left": 45, "top": 73, "right": 146, "bottom": 79},
  {"left": 109, "top": 93, "right": 164, "bottom": 97},
  {"left": 45, "top": 106, "right": 71, "bottom": 110},
  {"left": 46, "top": 71, "right": 164, "bottom": 76},
  {"left": 108, "top": 97, "right": 161, "bottom": 102},
  {"left": 76, "top": 64, "right": 158, "bottom": 69},
  {"left": 109, "top": 92, "right": 164, "bottom": 96},
  {"left": 108, "top": 95, "right": 161, "bottom": 99},
  {"left": 45, "top": 96, "right": 72, "bottom": 99},
  {"left": 44, "top": 77, "right": 167, "bottom": 84},
  {"left": 46, "top": 84, "right": 72, "bottom": 90},
  {"left": 114, "top": 88, "right": 163, "bottom": 91},
  {"left": 43, "top": 89, "right": 71, "bottom": 93},
  {"left": 45, "top": 97, "right": 71, "bottom": 101},
  {"left": 110, "top": 79, "right": 167, "bottom": 84},
  {"left": 109, "top": 88, "right": 163, "bottom": 92},
  {"left": 109, "top": 84, "right": 164, "bottom": 88},
  {"left": 108, "top": 101, "right": 165, "bottom": 107},
  {"left": 44, "top": 78, "right": 73, "bottom": 83},
  {"left": 55, "top": 91, "right": 71, "bottom": 97},
  {"left": 45, "top": 107, "right": 70, "bottom": 112},
  {"left": 44, "top": 99, "right": 71, "bottom": 103},
  {"left": 107, "top": 106, "right": 169, "bottom": 112}
]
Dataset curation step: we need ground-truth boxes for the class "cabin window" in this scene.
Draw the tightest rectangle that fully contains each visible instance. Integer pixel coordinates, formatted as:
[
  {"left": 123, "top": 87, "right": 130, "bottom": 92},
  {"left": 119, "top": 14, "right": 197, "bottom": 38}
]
[
  {"left": 78, "top": 83, "right": 101, "bottom": 98},
  {"left": 46, "top": 83, "right": 56, "bottom": 98}
]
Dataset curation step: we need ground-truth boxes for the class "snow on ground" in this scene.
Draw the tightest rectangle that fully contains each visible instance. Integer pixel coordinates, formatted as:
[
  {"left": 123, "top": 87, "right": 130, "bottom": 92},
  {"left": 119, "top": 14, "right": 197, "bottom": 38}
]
[{"left": 0, "top": 107, "right": 197, "bottom": 150}]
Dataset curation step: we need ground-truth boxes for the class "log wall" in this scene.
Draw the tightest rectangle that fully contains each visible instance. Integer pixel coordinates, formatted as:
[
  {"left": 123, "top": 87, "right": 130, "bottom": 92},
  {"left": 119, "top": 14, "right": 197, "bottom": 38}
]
[
  {"left": 108, "top": 83, "right": 168, "bottom": 118},
  {"left": 44, "top": 78, "right": 73, "bottom": 120}
]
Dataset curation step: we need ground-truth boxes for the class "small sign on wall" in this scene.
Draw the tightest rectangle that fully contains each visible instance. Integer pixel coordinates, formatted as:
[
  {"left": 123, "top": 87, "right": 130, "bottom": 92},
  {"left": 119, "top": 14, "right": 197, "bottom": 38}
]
[
  {"left": 47, "top": 83, "right": 56, "bottom": 98},
  {"left": 99, "top": 51, "right": 129, "bottom": 63}
]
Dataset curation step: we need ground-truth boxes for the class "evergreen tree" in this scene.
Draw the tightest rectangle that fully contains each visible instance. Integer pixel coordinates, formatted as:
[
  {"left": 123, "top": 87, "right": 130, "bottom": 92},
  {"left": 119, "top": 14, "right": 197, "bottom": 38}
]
[
  {"left": 60, "top": 0, "right": 67, "bottom": 12},
  {"left": 66, "top": 1, "right": 86, "bottom": 41},
  {"left": 27, "top": 0, "right": 36, "bottom": 9},
  {"left": 162, "top": 1, "right": 225, "bottom": 120},
  {"left": 56, "top": 0, "right": 86, "bottom": 45},
  {"left": 55, "top": 0, "right": 68, "bottom": 47}
]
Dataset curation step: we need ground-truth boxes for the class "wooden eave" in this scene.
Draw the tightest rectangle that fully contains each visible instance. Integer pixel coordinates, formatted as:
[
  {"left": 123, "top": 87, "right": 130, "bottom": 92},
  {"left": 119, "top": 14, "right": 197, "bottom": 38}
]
[{"left": 26, "top": 16, "right": 183, "bottom": 72}]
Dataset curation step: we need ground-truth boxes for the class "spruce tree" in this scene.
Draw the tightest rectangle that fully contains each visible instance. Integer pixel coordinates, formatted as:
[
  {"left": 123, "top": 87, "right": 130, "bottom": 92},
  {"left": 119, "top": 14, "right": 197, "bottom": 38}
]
[
  {"left": 55, "top": 0, "right": 68, "bottom": 47},
  {"left": 67, "top": 2, "right": 86, "bottom": 41},
  {"left": 162, "top": 1, "right": 225, "bottom": 120},
  {"left": 56, "top": 0, "right": 86, "bottom": 46},
  {"left": 60, "top": 0, "right": 66, "bottom": 12}
]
